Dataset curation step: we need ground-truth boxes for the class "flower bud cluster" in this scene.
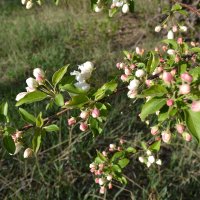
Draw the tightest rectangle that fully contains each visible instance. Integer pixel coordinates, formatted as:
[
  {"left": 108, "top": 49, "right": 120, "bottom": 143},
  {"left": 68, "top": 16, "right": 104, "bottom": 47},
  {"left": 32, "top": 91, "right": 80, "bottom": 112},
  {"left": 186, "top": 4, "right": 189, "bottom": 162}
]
[
  {"left": 70, "top": 61, "right": 94, "bottom": 92},
  {"left": 21, "top": 0, "right": 33, "bottom": 9},
  {"left": 16, "top": 68, "right": 45, "bottom": 101},
  {"left": 111, "top": 0, "right": 130, "bottom": 14},
  {"left": 138, "top": 150, "right": 162, "bottom": 168}
]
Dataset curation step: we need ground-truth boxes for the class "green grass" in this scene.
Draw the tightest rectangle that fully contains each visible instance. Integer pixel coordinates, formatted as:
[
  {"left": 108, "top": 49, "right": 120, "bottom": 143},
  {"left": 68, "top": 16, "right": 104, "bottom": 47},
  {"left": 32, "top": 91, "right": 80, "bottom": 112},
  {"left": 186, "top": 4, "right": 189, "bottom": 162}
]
[{"left": 1, "top": 0, "right": 200, "bottom": 200}]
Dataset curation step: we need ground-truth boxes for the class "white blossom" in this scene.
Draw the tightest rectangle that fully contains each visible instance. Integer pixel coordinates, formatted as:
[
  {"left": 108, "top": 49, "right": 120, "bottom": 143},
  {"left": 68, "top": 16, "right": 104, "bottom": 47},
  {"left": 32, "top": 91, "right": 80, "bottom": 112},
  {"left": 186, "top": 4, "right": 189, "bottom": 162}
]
[
  {"left": 148, "top": 155, "right": 155, "bottom": 164},
  {"left": 26, "top": 77, "right": 38, "bottom": 89},
  {"left": 122, "top": 4, "right": 129, "bottom": 13},
  {"left": 128, "top": 79, "right": 140, "bottom": 91},
  {"left": 180, "top": 26, "right": 187, "bottom": 32},
  {"left": 26, "top": 1, "right": 33, "bottom": 9},
  {"left": 167, "top": 30, "right": 174, "bottom": 39},
  {"left": 156, "top": 159, "right": 162, "bottom": 165},
  {"left": 155, "top": 25, "right": 161, "bottom": 32},
  {"left": 135, "top": 69, "right": 145, "bottom": 78}
]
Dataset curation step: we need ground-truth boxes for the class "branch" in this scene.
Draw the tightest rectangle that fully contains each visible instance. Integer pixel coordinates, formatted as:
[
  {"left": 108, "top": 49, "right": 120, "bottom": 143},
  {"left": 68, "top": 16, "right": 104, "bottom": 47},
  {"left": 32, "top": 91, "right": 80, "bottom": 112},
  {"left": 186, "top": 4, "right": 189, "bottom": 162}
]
[{"left": 171, "top": 0, "right": 200, "bottom": 16}]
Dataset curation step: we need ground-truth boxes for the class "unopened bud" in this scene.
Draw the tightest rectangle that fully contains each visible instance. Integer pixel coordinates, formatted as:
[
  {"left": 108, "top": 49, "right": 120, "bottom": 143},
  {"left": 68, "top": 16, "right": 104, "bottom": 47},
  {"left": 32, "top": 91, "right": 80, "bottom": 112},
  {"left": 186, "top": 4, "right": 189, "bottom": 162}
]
[
  {"left": 162, "top": 71, "right": 174, "bottom": 84},
  {"left": 23, "top": 148, "right": 33, "bottom": 158},
  {"left": 182, "top": 132, "right": 192, "bottom": 142},
  {"left": 181, "top": 72, "right": 193, "bottom": 83},
  {"left": 155, "top": 25, "right": 161, "bottom": 33},
  {"left": 68, "top": 117, "right": 76, "bottom": 126},
  {"left": 151, "top": 126, "right": 159, "bottom": 135},
  {"left": 167, "top": 99, "right": 174, "bottom": 107},
  {"left": 179, "top": 84, "right": 190, "bottom": 95},
  {"left": 79, "top": 122, "right": 88, "bottom": 131},
  {"left": 161, "top": 131, "right": 171, "bottom": 143},
  {"left": 92, "top": 108, "right": 100, "bottom": 118},
  {"left": 80, "top": 111, "right": 89, "bottom": 119},
  {"left": 167, "top": 30, "right": 174, "bottom": 39},
  {"left": 191, "top": 101, "right": 200, "bottom": 112},
  {"left": 176, "top": 124, "right": 185, "bottom": 134}
]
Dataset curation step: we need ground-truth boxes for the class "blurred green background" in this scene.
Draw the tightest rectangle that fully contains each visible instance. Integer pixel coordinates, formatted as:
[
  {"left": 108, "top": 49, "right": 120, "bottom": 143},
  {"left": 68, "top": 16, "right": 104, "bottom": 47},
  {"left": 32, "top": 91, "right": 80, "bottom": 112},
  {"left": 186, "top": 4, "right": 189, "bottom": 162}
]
[{"left": 1, "top": 0, "right": 200, "bottom": 199}]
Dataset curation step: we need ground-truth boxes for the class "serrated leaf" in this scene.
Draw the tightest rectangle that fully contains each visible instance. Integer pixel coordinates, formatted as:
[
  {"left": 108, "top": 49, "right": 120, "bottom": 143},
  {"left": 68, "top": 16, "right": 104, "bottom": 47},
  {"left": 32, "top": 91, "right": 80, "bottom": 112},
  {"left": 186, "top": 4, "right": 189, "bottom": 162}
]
[
  {"left": 54, "top": 93, "right": 64, "bottom": 106},
  {"left": 19, "top": 108, "right": 36, "bottom": 124},
  {"left": 140, "top": 98, "right": 166, "bottom": 121},
  {"left": 65, "top": 94, "right": 89, "bottom": 108},
  {"left": 141, "top": 85, "right": 167, "bottom": 97},
  {"left": 149, "top": 140, "right": 161, "bottom": 151},
  {"left": 36, "top": 112, "right": 43, "bottom": 128},
  {"left": 52, "top": 65, "right": 69, "bottom": 87},
  {"left": 3, "top": 135, "right": 16, "bottom": 154},
  {"left": 185, "top": 110, "right": 200, "bottom": 142},
  {"left": 16, "top": 91, "right": 47, "bottom": 107},
  {"left": 43, "top": 124, "right": 59, "bottom": 132},
  {"left": 118, "top": 158, "right": 129, "bottom": 168}
]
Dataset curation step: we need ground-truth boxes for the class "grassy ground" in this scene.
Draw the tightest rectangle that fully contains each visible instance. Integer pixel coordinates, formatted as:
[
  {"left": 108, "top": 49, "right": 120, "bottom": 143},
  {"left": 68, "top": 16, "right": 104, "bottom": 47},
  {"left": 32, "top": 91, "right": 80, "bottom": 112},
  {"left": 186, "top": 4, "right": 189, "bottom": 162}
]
[{"left": 1, "top": 0, "right": 200, "bottom": 200}]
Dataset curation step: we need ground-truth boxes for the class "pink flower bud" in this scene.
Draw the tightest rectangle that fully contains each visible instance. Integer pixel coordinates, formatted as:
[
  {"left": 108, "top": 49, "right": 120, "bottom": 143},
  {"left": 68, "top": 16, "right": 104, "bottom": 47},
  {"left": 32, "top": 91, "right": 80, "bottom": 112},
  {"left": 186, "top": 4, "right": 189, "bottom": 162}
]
[
  {"left": 117, "top": 146, "right": 122, "bottom": 151},
  {"left": 100, "top": 186, "right": 105, "bottom": 194},
  {"left": 108, "top": 182, "right": 113, "bottom": 189},
  {"left": 79, "top": 122, "right": 88, "bottom": 131},
  {"left": 175, "top": 56, "right": 180, "bottom": 63},
  {"left": 102, "top": 151, "right": 107, "bottom": 156},
  {"left": 116, "top": 63, "right": 121, "bottom": 69},
  {"left": 167, "top": 49, "right": 175, "bottom": 55},
  {"left": 161, "top": 131, "right": 171, "bottom": 143},
  {"left": 170, "top": 69, "right": 176, "bottom": 76},
  {"left": 120, "top": 74, "right": 128, "bottom": 82},
  {"left": 80, "top": 111, "right": 89, "bottom": 119},
  {"left": 179, "top": 84, "right": 190, "bottom": 95},
  {"left": 124, "top": 67, "right": 132, "bottom": 76},
  {"left": 89, "top": 163, "right": 95, "bottom": 168},
  {"left": 151, "top": 126, "right": 159, "bottom": 135},
  {"left": 95, "top": 178, "right": 99, "bottom": 184},
  {"left": 191, "top": 101, "right": 200, "bottom": 112},
  {"left": 172, "top": 25, "right": 178, "bottom": 32},
  {"left": 167, "top": 99, "right": 174, "bottom": 107},
  {"left": 130, "top": 64, "right": 136, "bottom": 70},
  {"left": 182, "top": 132, "right": 192, "bottom": 142},
  {"left": 176, "top": 124, "right": 185, "bottom": 134},
  {"left": 68, "top": 117, "right": 76, "bottom": 126},
  {"left": 160, "top": 58, "right": 165, "bottom": 63},
  {"left": 177, "top": 37, "right": 183, "bottom": 44},
  {"left": 145, "top": 80, "right": 152, "bottom": 87},
  {"left": 99, "top": 163, "right": 104, "bottom": 170},
  {"left": 119, "top": 63, "right": 125, "bottom": 69},
  {"left": 162, "top": 71, "right": 173, "bottom": 84},
  {"left": 33, "top": 68, "right": 45, "bottom": 83},
  {"left": 162, "top": 46, "right": 168, "bottom": 51},
  {"left": 23, "top": 148, "right": 33, "bottom": 158},
  {"left": 180, "top": 72, "right": 193, "bottom": 83},
  {"left": 92, "top": 108, "right": 100, "bottom": 118}
]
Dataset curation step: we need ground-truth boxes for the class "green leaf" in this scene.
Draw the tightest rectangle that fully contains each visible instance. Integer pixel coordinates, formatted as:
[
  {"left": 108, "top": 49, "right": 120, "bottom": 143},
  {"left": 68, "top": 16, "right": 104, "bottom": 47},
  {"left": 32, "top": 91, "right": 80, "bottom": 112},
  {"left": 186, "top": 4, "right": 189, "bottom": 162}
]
[
  {"left": 141, "top": 85, "right": 167, "bottom": 97},
  {"left": 129, "top": 0, "right": 135, "bottom": 13},
  {"left": 32, "top": 129, "right": 42, "bottom": 153},
  {"left": 89, "top": 117, "right": 103, "bottom": 135},
  {"left": 43, "top": 124, "right": 59, "bottom": 132},
  {"left": 162, "top": 39, "right": 178, "bottom": 50},
  {"left": 121, "top": 176, "right": 128, "bottom": 184},
  {"left": 111, "top": 151, "right": 124, "bottom": 162},
  {"left": 97, "top": 151, "right": 107, "bottom": 162},
  {"left": 54, "top": 93, "right": 64, "bottom": 106},
  {"left": 109, "top": 7, "right": 118, "bottom": 17},
  {"left": 3, "top": 135, "right": 16, "bottom": 154},
  {"left": 60, "top": 84, "right": 86, "bottom": 95},
  {"left": 149, "top": 140, "right": 161, "bottom": 152},
  {"left": 140, "top": 98, "right": 166, "bottom": 121},
  {"left": 65, "top": 94, "right": 89, "bottom": 108},
  {"left": 171, "top": 3, "right": 182, "bottom": 11},
  {"left": 94, "top": 80, "right": 117, "bottom": 101},
  {"left": 190, "top": 67, "right": 200, "bottom": 81},
  {"left": 19, "top": 108, "right": 36, "bottom": 124},
  {"left": 185, "top": 110, "right": 200, "bottom": 142},
  {"left": 52, "top": 65, "right": 69, "bottom": 87},
  {"left": 112, "top": 165, "right": 122, "bottom": 173},
  {"left": 147, "top": 51, "right": 159, "bottom": 73},
  {"left": 16, "top": 91, "right": 47, "bottom": 107},
  {"left": 36, "top": 112, "right": 43, "bottom": 128},
  {"left": 126, "top": 147, "right": 136, "bottom": 153},
  {"left": 0, "top": 102, "right": 8, "bottom": 116},
  {"left": 118, "top": 158, "right": 130, "bottom": 168},
  {"left": 191, "top": 47, "right": 200, "bottom": 53}
]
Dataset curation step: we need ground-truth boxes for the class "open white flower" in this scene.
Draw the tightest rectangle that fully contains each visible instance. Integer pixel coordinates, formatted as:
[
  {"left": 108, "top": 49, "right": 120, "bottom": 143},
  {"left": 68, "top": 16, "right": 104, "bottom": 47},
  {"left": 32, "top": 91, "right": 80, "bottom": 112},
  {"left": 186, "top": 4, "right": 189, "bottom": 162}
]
[
  {"left": 78, "top": 61, "right": 94, "bottom": 74},
  {"left": 122, "top": 3, "right": 129, "bottom": 13},
  {"left": 155, "top": 25, "right": 161, "bottom": 32},
  {"left": 26, "top": 77, "right": 38, "bottom": 89},
  {"left": 135, "top": 69, "right": 145, "bottom": 78},
  {"left": 26, "top": 1, "right": 33, "bottom": 9},
  {"left": 128, "top": 79, "right": 140, "bottom": 91},
  {"left": 148, "top": 155, "right": 155, "bottom": 164}
]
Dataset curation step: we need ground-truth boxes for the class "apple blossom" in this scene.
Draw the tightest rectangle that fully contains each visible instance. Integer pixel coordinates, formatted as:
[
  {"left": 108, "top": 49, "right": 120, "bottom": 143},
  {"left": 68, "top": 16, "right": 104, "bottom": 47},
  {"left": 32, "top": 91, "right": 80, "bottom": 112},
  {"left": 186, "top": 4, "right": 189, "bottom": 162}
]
[
  {"left": 177, "top": 37, "right": 183, "bottom": 44},
  {"left": 146, "top": 161, "right": 151, "bottom": 168},
  {"left": 124, "top": 67, "right": 132, "bottom": 76},
  {"left": 127, "top": 90, "right": 137, "bottom": 99},
  {"left": 167, "top": 30, "right": 174, "bottom": 39},
  {"left": 121, "top": 74, "right": 128, "bottom": 82},
  {"left": 176, "top": 124, "right": 185, "bottom": 134},
  {"left": 182, "top": 132, "right": 192, "bottom": 142},
  {"left": 179, "top": 84, "right": 190, "bottom": 95},
  {"left": 15, "top": 92, "right": 27, "bottom": 101},
  {"left": 128, "top": 79, "right": 140, "bottom": 90},
  {"left": 161, "top": 131, "right": 171, "bottom": 143},
  {"left": 139, "top": 156, "right": 144, "bottom": 163},
  {"left": 107, "top": 175, "right": 112, "bottom": 181},
  {"left": 33, "top": 68, "right": 45, "bottom": 83},
  {"left": 122, "top": 3, "right": 129, "bottom": 13},
  {"left": 102, "top": 151, "right": 107, "bottom": 156},
  {"left": 26, "top": 1, "right": 33, "bottom": 9},
  {"left": 108, "top": 183, "right": 112, "bottom": 189},
  {"left": 181, "top": 72, "right": 193, "bottom": 83},
  {"left": 146, "top": 150, "right": 152, "bottom": 156},
  {"left": 191, "top": 101, "right": 200, "bottom": 112},
  {"left": 148, "top": 155, "right": 155, "bottom": 164},
  {"left": 26, "top": 77, "right": 38, "bottom": 89},
  {"left": 99, "top": 178, "right": 105, "bottom": 186},
  {"left": 151, "top": 126, "right": 159, "bottom": 135},
  {"left": 23, "top": 148, "right": 33, "bottom": 158},
  {"left": 155, "top": 25, "right": 161, "bottom": 32},
  {"left": 167, "top": 99, "right": 174, "bottom": 107},
  {"left": 21, "top": 0, "right": 26, "bottom": 5},
  {"left": 162, "top": 71, "right": 173, "bottom": 84},
  {"left": 180, "top": 25, "right": 187, "bottom": 32},
  {"left": 80, "top": 111, "right": 89, "bottom": 119},
  {"left": 68, "top": 117, "right": 76, "bottom": 126},
  {"left": 156, "top": 159, "right": 162, "bottom": 165},
  {"left": 92, "top": 108, "right": 100, "bottom": 118},
  {"left": 79, "top": 122, "right": 88, "bottom": 131},
  {"left": 167, "top": 49, "right": 175, "bottom": 55},
  {"left": 172, "top": 25, "right": 178, "bottom": 32},
  {"left": 99, "top": 186, "right": 105, "bottom": 194},
  {"left": 135, "top": 69, "right": 145, "bottom": 78}
]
